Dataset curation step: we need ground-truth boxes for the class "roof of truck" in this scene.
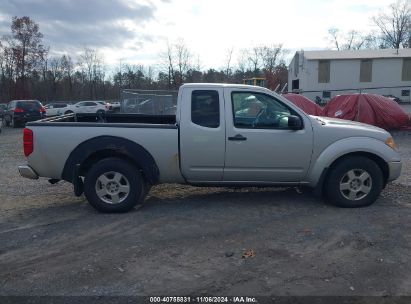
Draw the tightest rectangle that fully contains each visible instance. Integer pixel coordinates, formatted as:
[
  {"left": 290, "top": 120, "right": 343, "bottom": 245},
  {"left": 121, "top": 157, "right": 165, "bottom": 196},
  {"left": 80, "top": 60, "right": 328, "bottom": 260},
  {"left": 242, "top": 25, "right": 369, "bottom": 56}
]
[{"left": 181, "top": 83, "right": 266, "bottom": 89}]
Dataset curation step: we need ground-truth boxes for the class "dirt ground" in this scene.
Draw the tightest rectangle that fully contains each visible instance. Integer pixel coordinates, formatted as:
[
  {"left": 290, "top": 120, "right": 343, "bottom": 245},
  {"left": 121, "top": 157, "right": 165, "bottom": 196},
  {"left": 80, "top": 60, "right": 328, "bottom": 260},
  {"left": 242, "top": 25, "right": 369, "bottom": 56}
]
[{"left": 1, "top": 126, "right": 411, "bottom": 297}]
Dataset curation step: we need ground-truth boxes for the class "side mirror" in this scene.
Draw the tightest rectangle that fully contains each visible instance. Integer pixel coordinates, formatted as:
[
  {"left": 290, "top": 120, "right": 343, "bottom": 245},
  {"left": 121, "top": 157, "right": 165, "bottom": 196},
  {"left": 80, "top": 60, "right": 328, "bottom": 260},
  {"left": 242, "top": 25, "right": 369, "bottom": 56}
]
[{"left": 288, "top": 115, "right": 303, "bottom": 130}]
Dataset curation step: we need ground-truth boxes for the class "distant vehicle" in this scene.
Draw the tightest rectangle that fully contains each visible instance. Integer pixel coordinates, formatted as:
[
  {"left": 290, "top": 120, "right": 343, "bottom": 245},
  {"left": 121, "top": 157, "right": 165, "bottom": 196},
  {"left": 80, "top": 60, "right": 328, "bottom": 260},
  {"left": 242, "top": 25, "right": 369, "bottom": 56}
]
[
  {"left": 3, "top": 100, "right": 45, "bottom": 128},
  {"left": 109, "top": 101, "right": 121, "bottom": 112},
  {"left": 243, "top": 77, "right": 266, "bottom": 87},
  {"left": 0, "top": 104, "right": 7, "bottom": 118},
  {"left": 383, "top": 95, "right": 401, "bottom": 103},
  {"left": 18, "top": 83, "right": 402, "bottom": 213},
  {"left": 44, "top": 103, "right": 71, "bottom": 117},
  {"left": 64, "top": 101, "right": 108, "bottom": 115}
]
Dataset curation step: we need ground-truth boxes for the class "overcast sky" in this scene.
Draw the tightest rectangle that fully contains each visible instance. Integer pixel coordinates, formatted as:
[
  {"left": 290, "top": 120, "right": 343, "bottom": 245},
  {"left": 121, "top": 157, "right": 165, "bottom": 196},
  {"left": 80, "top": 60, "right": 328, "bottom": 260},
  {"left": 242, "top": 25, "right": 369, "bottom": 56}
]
[{"left": 0, "top": 0, "right": 394, "bottom": 70}]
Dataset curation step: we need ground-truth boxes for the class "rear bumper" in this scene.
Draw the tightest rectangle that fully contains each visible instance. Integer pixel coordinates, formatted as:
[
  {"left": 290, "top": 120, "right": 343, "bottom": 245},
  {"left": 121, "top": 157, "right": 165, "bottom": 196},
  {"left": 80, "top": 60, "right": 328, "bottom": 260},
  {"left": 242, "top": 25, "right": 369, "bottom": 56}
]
[
  {"left": 18, "top": 165, "right": 39, "bottom": 180},
  {"left": 387, "top": 161, "right": 402, "bottom": 182}
]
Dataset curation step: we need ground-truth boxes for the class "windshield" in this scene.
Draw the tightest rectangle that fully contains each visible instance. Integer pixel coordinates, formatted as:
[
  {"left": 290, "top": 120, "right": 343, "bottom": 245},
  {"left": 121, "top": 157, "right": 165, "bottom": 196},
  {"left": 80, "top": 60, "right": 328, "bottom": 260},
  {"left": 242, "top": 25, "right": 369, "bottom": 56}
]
[{"left": 17, "top": 101, "right": 42, "bottom": 110}]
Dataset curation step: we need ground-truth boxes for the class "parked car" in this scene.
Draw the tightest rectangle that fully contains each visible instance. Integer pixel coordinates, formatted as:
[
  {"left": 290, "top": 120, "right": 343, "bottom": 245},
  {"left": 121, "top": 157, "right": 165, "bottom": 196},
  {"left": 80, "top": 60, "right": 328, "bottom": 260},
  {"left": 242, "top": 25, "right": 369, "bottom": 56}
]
[
  {"left": 44, "top": 102, "right": 71, "bottom": 117},
  {"left": 63, "top": 101, "right": 108, "bottom": 115},
  {"left": 109, "top": 101, "right": 121, "bottom": 112},
  {"left": 18, "top": 83, "right": 402, "bottom": 213},
  {"left": 3, "top": 100, "right": 45, "bottom": 128},
  {"left": 383, "top": 95, "right": 401, "bottom": 103},
  {"left": 95, "top": 101, "right": 112, "bottom": 111},
  {"left": 0, "top": 103, "right": 7, "bottom": 118}
]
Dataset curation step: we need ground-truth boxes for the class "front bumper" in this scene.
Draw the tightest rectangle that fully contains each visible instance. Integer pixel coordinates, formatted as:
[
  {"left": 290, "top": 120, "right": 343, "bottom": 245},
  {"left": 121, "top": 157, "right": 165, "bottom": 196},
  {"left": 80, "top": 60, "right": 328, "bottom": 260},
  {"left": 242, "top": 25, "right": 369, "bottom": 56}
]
[
  {"left": 18, "top": 165, "right": 39, "bottom": 180},
  {"left": 387, "top": 161, "right": 402, "bottom": 182}
]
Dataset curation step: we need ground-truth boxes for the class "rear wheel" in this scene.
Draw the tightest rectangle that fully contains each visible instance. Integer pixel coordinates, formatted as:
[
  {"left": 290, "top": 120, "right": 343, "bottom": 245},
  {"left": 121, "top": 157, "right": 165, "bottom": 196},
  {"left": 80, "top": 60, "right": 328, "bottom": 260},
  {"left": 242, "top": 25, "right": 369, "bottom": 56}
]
[
  {"left": 11, "top": 118, "right": 18, "bottom": 128},
  {"left": 325, "top": 156, "right": 383, "bottom": 208},
  {"left": 84, "top": 157, "right": 145, "bottom": 213},
  {"left": 2, "top": 116, "right": 9, "bottom": 127}
]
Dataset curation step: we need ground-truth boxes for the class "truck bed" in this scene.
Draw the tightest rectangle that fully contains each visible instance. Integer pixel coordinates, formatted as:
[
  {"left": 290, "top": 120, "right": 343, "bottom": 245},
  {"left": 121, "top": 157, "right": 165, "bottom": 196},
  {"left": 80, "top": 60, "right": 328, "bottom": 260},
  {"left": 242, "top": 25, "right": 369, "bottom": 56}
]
[
  {"left": 24, "top": 112, "right": 182, "bottom": 183},
  {"left": 27, "top": 113, "right": 176, "bottom": 126}
]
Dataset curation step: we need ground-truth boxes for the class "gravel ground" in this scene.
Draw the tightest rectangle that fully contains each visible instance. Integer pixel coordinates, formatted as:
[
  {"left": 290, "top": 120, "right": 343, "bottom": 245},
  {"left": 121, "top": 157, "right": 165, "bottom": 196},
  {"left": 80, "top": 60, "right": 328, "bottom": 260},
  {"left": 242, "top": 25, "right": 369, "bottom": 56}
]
[{"left": 0, "top": 126, "right": 411, "bottom": 297}]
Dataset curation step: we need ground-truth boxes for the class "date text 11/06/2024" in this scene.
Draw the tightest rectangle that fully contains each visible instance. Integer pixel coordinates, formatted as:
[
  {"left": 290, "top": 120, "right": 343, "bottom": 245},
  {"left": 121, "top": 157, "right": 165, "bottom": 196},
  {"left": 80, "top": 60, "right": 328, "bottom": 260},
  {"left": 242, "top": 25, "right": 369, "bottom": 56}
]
[{"left": 149, "top": 296, "right": 257, "bottom": 303}]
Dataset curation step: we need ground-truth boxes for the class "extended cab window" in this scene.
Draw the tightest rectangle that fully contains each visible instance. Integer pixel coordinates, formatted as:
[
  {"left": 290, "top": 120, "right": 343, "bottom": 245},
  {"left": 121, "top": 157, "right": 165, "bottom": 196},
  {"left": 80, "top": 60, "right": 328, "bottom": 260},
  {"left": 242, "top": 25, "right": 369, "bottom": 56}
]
[
  {"left": 191, "top": 90, "right": 220, "bottom": 128},
  {"left": 232, "top": 92, "right": 297, "bottom": 129}
]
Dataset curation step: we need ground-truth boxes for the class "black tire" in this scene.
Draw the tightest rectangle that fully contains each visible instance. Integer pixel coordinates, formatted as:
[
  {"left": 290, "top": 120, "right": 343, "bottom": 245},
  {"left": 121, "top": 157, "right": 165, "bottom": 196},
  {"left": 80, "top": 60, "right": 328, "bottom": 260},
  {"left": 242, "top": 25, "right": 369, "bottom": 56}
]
[
  {"left": 11, "top": 118, "right": 18, "bottom": 128},
  {"left": 1, "top": 117, "right": 8, "bottom": 127},
  {"left": 325, "top": 156, "right": 383, "bottom": 208},
  {"left": 84, "top": 157, "right": 144, "bottom": 213}
]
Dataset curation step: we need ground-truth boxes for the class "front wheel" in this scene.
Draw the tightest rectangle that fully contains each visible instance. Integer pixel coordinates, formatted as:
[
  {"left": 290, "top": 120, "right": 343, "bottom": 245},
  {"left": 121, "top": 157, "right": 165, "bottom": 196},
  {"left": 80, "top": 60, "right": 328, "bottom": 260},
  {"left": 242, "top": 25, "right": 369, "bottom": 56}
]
[
  {"left": 84, "top": 157, "right": 145, "bottom": 213},
  {"left": 325, "top": 156, "right": 383, "bottom": 208}
]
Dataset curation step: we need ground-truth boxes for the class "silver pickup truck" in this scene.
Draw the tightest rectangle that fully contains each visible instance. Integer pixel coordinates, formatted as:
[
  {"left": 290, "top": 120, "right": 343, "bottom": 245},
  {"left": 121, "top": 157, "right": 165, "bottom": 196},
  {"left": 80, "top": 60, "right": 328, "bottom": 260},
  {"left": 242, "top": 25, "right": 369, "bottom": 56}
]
[{"left": 18, "top": 84, "right": 402, "bottom": 212}]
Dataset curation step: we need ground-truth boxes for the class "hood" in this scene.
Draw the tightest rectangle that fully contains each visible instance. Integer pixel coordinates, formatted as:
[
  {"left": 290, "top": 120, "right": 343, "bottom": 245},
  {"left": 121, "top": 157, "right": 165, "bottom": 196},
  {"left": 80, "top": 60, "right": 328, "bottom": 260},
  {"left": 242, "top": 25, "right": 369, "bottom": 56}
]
[{"left": 310, "top": 115, "right": 390, "bottom": 142}]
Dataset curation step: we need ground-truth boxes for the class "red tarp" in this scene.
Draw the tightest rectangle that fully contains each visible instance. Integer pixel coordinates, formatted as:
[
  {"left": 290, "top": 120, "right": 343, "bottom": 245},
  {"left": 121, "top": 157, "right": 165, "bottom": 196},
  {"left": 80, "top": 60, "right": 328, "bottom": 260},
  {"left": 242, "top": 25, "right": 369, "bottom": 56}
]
[
  {"left": 323, "top": 94, "right": 410, "bottom": 130},
  {"left": 283, "top": 93, "right": 323, "bottom": 116}
]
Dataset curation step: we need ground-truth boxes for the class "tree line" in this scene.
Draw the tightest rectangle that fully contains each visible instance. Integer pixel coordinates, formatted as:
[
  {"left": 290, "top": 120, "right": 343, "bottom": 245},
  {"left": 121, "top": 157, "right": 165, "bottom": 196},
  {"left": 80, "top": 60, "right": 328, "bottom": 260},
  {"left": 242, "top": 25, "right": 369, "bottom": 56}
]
[
  {"left": 0, "top": 16, "right": 288, "bottom": 103},
  {"left": 0, "top": 0, "right": 410, "bottom": 103}
]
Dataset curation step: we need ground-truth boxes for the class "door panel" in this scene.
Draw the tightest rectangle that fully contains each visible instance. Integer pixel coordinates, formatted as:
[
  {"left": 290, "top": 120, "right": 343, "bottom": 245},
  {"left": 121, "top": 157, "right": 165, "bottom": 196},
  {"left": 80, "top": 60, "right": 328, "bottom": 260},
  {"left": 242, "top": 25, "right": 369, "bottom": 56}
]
[
  {"left": 223, "top": 89, "right": 313, "bottom": 182},
  {"left": 179, "top": 88, "right": 226, "bottom": 182}
]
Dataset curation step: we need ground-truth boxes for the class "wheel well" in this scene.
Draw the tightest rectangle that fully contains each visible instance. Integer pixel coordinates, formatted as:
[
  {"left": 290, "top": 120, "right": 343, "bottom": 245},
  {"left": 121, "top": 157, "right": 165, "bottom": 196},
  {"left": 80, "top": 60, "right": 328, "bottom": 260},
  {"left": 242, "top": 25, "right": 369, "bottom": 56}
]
[
  {"left": 322, "top": 152, "right": 389, "bottom": 193},
  {"left": 62, "top": 136, "right": 160, "bottom": 186},
  {"left": 79, "top": 150, "right": 147, "bottom": 182}
]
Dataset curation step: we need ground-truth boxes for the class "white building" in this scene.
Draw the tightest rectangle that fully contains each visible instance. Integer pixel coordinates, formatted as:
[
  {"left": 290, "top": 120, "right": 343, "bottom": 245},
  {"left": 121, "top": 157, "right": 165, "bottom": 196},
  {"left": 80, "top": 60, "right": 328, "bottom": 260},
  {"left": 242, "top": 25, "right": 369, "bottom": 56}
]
[{"left": 288, "top": 49, "right": 411, "bottom": 102}]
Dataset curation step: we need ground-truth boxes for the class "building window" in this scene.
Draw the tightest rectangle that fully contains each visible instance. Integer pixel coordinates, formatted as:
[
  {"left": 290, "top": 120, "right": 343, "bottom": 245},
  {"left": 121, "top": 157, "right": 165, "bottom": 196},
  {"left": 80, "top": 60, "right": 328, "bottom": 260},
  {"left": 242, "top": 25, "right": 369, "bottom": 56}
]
[
  {"left": 318, "top": 60, "right": 330, "bottom": 83},
  {"left": 402, "top": 59, "right": 411, "bottom": 81},
  {"left": 292, "top": 79, "right": 299, "bottom": 90},
  {"left": 360, "top": 59, "right": 372, "bottom": 82},
  {"left": 322, "top": 91, "right": 331, "bottom": 98},
  {"left": 402, "top": 90, "right": 410, "bottom": 97},
  {"left": 191, "top": 90, "right": 220, "bottom": 128}
]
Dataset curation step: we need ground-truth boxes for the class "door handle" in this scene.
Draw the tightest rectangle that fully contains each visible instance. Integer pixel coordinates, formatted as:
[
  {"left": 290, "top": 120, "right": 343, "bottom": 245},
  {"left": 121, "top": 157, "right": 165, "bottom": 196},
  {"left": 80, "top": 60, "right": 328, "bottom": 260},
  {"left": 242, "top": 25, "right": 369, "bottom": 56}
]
[{"left": 228, "top": 134, "right": 247, "bottom": 141}]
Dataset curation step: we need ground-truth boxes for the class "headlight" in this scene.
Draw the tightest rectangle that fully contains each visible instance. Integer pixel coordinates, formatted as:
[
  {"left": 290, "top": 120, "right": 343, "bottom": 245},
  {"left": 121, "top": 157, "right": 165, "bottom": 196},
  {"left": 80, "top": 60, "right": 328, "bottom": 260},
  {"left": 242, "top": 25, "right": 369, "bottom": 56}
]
[{"left": 385, "top": 137, "right": 397, "bottom": 150}]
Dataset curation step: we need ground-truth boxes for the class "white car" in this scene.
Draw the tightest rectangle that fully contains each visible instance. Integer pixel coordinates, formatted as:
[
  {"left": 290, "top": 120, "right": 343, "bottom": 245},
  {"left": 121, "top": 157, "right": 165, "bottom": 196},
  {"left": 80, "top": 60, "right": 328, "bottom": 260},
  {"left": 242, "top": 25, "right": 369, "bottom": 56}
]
[
  {"left": 44, "top": 103, "right": 71, "bottom": 117},
  {"left": 63, "top": 101, "right": 109, "bottom": 115},
  {"left": 109, "top": 101, "right": 121, "bottom": 112}
]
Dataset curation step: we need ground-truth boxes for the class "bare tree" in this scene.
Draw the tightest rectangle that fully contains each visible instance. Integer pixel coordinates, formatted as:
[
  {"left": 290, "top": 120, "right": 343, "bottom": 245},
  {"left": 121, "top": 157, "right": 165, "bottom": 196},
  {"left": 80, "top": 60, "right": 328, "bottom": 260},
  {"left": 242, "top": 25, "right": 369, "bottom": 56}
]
[
  {"left": 6, "top": 16, "right": 48, "bottom": 98},
  {"left": 259, "top": 44, "right": 284, "bottom": 73},
  {"left": 160, "top": 39, "right": 193, "bottom": 88},
  {"left": 373, "top": 0, "right": 411, "bottom": 49},
  {"left": 175, "top": 39, "right": 192, "bottom": 85},
  {"left": 79, "top": 48, "right": 105, "bottom": 99},
  {"left": 328, "top": 27, "right": 341, "bottom": 50},
  {"left": 247, "top": 46, "right": 262, "bottom": 73},
  {"left": 327, "top": 27, "right": 378, "bottom": 50},
  {"left": 60, "top": 55, "right": 74, "bottom": 99},
  {"left": 224, "top": 47, "right": 234, "bottom": 77}
]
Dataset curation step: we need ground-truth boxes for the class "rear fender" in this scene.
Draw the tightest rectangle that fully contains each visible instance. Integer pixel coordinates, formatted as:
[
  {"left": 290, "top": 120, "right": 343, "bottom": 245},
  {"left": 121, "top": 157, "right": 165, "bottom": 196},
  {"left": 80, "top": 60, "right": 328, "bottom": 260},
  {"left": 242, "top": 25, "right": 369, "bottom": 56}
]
[{"left": 62, "top": 136, "right": 160, "bottom": 185}]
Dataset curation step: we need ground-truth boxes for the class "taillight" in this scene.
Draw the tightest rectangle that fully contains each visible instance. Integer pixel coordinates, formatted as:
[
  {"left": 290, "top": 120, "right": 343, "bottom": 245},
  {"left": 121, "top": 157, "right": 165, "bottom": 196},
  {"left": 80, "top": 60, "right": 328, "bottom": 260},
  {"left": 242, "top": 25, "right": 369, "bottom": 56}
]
[
  {"left": 14, "top": 108, "right": 24, "bottom": 113},
  {"left": 40, "top": 106, "right": 46, "bottom": 113},
  {"left": 23, "top": 128, "right": 33, "bottom": 157}
]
